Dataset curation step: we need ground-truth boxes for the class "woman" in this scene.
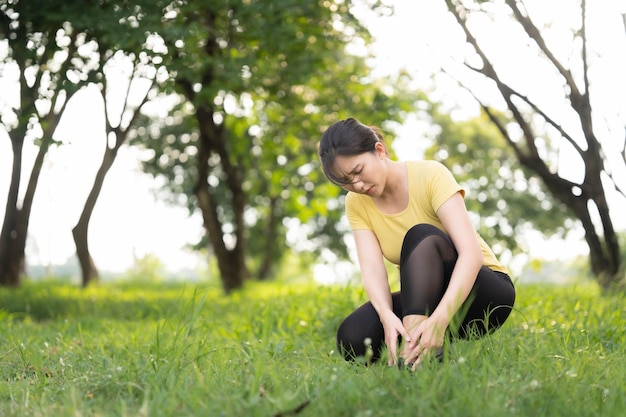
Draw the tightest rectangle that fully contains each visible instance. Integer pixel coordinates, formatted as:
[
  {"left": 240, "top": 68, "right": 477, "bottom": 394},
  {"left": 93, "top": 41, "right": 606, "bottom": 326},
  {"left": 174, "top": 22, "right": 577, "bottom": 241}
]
[{"left": 318, "top": 118, "right": 516, "bottom": 370}]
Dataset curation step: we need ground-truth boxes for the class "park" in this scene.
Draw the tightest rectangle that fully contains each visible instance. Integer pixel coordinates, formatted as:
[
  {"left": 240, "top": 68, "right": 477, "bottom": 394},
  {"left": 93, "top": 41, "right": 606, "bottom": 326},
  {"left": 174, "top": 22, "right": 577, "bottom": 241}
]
[{"left": 1, "top": 0, "right": 625, "bottom": 415}]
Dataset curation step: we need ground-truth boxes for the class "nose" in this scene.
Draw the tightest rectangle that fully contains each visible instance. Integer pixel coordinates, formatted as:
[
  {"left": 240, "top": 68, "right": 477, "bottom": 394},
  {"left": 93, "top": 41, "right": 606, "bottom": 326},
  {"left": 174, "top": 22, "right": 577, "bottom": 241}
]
[
  {"left": 351, "top": 179, "right": 363, "bottom": 188},
  {"left": 342, "top": 179, "right": 365, "bottom": 192}
]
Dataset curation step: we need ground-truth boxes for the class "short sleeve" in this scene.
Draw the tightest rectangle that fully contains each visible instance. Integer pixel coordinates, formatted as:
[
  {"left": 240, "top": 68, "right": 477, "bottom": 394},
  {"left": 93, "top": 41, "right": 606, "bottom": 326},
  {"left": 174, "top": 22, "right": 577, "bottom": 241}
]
[
  {"left": 345, "top": 192, "right": 372, "bottom": 231},
  {"left": 428, "top": 161, "right": 465, "bottom": 212}
]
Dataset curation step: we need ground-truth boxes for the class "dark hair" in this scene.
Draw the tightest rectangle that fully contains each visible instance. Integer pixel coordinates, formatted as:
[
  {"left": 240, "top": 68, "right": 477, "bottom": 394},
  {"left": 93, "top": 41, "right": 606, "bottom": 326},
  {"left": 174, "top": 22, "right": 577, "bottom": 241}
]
[{"left": 318, "top": 118, "right": 387, "bottom": 185}]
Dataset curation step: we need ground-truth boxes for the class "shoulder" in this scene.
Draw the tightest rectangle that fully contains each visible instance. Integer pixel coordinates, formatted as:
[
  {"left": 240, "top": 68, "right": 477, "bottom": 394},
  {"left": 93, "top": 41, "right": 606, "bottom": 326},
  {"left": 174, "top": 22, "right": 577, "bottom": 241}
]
[
  {"left": 346, "top": 190, "right": 374, "bottom": 208},
  {"left": 408, "top": 159, "right": 449, "bottom": 172},
  {"left": 345, "top": 191, "right": 374, "bottom": 230},
  {"left": 410, "top": 160, "right": 464, "bottom": 205},
  {"left": 345, "top": 191, "right": 357, "bottom": 205},
  {"left": 407, "top": 160, "right": 453, "bottom": 180},
  {"left": 345, "top": 191, "right": 365, "bottom": 211}
]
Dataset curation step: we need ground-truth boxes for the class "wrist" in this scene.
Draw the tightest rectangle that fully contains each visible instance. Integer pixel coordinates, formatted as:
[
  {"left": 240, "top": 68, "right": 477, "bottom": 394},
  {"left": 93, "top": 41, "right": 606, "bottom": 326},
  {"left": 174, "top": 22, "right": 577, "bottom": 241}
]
[
  {"left": 430, "top": 309, "right": 451, "bottom": 328},
  {"left": 377, "top": 308, "right": 398, "bottom": 323}
]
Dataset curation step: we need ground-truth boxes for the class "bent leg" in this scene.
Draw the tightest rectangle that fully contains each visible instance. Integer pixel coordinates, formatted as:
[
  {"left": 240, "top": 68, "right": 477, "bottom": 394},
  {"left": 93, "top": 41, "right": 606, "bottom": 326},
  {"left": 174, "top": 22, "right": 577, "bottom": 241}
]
[
  {"left": 455, "top": 268, "right": 515, "bottom": 338},
  {"left": 399, "top": 223, "right": 515, "bottom": 338},
  {"left": 399, "top": 224, "right": 458, "bottom": 317},
  {"left": 337, "top": 223, "right": 516, "bottom": 362},
  {"left": 336, "top": 293, "right": 403, "bottom": 362}
]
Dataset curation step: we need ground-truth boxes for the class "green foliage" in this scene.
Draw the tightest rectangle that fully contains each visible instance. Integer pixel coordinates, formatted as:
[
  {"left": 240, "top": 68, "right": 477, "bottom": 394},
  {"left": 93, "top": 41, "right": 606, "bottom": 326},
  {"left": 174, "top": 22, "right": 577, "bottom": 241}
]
[
  {"left": 1, "top": 280, "right": 626, "bottom": 416},
  {"left": 1, "top": 0, "right": 417, "bottom": 287},
  {"left": 0, "top": 0, "right": 168, "bottom": 286},
  {"left": 130, "top": 0, "right": 418, "bottom": 278},
  {"left": 424, "top": 108, "right": 573, "bottom": 256}
]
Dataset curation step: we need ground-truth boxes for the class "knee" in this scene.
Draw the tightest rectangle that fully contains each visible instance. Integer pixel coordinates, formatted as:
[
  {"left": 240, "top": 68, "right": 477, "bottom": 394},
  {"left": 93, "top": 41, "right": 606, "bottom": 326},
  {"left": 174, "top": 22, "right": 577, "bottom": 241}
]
[
  {"left": 336, "top": 321, "right": 365, "bottom": 360},
  {"left": 400, "top": 224, "right": 450, "bottom": 264},
  {"left": 404, "top": 224, "right": 442, "bottom": 241},
  {"left": 336, "top": 321, "right": 382, "bottom": 362}
]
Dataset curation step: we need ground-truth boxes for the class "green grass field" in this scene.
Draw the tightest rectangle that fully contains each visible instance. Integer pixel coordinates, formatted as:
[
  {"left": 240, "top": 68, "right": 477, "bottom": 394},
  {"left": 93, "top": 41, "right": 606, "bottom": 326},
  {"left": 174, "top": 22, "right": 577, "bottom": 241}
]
[{"left": 1, "top": 279, "right": 625, "bottom": 417}]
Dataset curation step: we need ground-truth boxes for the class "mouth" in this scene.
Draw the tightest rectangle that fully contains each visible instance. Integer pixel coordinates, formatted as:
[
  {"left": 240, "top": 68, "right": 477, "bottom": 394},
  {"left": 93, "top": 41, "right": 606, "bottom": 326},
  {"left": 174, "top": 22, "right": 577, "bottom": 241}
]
[{"left": 364, "top": 186, "right": 374, "bottom": 195}]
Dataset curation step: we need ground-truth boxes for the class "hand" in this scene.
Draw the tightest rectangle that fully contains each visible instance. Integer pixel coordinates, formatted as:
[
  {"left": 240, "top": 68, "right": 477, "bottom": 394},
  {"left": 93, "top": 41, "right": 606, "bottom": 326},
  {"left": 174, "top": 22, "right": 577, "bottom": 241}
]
[
  {"left": 402, "top": 314, "right": 448, "bottom": 370},
  {"left": 379, "top": 310, "right": 411, "bottom": 366}
]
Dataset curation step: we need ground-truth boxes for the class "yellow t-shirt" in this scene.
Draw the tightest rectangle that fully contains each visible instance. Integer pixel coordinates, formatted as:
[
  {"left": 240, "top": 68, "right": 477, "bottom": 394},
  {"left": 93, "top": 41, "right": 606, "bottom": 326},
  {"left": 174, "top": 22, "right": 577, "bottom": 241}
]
[{"left": 345, "top": 160, "right": 508, "bottom": 274}]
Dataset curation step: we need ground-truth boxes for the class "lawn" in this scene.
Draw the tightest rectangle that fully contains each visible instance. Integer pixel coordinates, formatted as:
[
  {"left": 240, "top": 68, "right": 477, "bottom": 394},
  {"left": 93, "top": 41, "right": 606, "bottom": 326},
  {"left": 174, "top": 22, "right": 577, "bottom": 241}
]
[{"left": 0, "top": 279, "right": 625, "bottom": 416}]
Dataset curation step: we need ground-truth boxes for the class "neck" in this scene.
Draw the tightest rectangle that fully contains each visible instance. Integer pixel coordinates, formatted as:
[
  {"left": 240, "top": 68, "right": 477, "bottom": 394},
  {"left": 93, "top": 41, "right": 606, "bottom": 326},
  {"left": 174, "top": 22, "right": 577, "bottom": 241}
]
[{"left": 378, "top": 160, "right": 406, "bottom": 201}]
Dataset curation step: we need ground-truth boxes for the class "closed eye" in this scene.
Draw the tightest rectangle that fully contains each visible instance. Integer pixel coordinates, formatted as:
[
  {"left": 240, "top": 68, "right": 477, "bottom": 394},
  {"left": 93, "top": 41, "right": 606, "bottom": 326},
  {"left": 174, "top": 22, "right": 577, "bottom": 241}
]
[{"left": 345, "top": 169, "right": 363, "bottom": 184}]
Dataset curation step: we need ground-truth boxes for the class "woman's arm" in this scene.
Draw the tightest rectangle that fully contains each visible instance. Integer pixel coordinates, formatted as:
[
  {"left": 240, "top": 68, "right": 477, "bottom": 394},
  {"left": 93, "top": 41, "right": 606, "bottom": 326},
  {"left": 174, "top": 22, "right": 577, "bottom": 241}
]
[
  {"left": 403, "top": 191, "right": 483, "bottom": 366},
  {"left": 353, "top": 229, "right": 391, "bottom": 315},
  {"left": 353, "top": 229, "right": 410, "bottom": 365},
  {"left": 431, "top": 191, "right": 484, "bottom": 326}
]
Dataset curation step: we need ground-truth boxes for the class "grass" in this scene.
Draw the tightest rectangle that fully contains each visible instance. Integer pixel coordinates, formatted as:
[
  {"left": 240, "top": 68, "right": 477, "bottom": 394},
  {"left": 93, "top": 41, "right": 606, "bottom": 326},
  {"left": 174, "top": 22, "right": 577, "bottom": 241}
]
[{"left": 0, "top": 278, "right": 625, "bottom": 416}]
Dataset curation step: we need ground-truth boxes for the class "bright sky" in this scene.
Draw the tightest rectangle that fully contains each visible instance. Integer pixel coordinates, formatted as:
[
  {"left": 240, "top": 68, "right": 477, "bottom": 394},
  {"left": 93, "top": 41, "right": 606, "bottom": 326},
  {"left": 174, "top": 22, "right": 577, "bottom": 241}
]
[
  {"left": 0, "top": 85, "right": 205, "bottom": 273},
  {"left": 359, "top": 0, "right": 626, "bottom": 262},
  {"left": 1, "top": 0, "right": 625, "bottom": 276}
]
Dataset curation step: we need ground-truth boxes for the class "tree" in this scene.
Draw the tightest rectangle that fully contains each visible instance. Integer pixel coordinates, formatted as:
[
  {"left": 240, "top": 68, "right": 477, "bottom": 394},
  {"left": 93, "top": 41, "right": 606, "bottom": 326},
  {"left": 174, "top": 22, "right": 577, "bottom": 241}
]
[
  {"left": 424, "top": 108, "right": 572, "bottom": 259},
  {"left": 441, "top": 0, "right": 625, "bottom": 288},
  {"left": 134, "top": 0, "right": 415, "bottom": 292},
  {"left": 0, "top": 1, "right": 92, "bottom": 286},
  {"left": 67, "top": 0, "right": 167, "bottom": 286},
  {"left": 0, "top": 1, "right": 165, "bottom": 287},
  {"left": 72, "top": 50, "right": 159, "bottom": 287}
]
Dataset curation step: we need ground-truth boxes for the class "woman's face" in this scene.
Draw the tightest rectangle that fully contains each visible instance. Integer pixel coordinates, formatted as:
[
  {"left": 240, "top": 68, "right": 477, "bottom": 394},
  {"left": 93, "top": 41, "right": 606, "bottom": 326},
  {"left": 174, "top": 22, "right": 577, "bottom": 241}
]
[{"left": 332, "top": 143, "right": 387, "bottom": 197}]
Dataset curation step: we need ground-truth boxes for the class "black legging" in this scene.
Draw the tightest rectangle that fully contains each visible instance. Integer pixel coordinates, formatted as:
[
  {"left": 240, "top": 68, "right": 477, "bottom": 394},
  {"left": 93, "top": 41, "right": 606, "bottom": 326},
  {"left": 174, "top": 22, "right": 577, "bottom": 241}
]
[{"left": 336, "top": 224, "right": 516, "bottom": 362}]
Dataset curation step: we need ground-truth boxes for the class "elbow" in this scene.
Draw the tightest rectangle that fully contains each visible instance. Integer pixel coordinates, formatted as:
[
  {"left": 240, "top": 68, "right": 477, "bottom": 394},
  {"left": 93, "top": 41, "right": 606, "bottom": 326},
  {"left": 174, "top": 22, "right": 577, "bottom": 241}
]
[
  {"left": 462, "top": 248, "right": 483, "bottom": 280},
  {"left": 476, "top": 247, "right": 484, "bottom": 265},
  {"left": 461, "top": 244, "right": 483, "bottom": 270},
  {"left": 474, "top": 245, "right": 484, "bottom": 268}
]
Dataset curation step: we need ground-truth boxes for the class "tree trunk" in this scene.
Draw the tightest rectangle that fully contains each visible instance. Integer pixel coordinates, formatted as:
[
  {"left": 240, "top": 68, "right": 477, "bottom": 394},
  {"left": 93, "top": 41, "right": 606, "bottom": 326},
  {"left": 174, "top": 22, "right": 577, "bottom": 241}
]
[
  {"left": 256, "top": 196, "right": 279, "bottom": 281},
  {"left": 0, "top": 10, "right": 84, "bottom": 286},
  {"left": 72, "top": 223, "right": 99, "bottom": 287},
  {"left": 581, "top": 170, "right": 620, "bottom": 288},
  {"left": 195, "top": 170, "right": 249, "bottom": 293},
  {"left": 72, "top": 61, "right": 153, "bottom": 286},
  {"left": 0, "top": 144, "right": 51, "bottom": 286},
  {"left": 171, "top": 8, "right": 250, "bottom": 293},
  {"left": 72, "top": 146, "right": 119, "bottom": 287},
  {"left": 194, "top": 107, "right": 249, "bottom": 293},
  {"left": 0, "top": 115, "right": 59, "bottom": 285},
  {"left": 542, "top": 167, "right": 619, "bottom": 288},
  {"left": 446, "top": 0, "right": 622, "bottom": 288},
  {"left": 0, "top": 137, "right": 26, "bottom": 286}
]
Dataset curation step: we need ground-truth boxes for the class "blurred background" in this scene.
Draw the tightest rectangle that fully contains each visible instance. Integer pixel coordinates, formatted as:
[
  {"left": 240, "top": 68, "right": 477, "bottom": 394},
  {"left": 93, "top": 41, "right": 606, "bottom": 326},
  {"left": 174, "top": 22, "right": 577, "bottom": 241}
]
[{"left": 1, "top": 0, "right": 625, "bottom": 292}]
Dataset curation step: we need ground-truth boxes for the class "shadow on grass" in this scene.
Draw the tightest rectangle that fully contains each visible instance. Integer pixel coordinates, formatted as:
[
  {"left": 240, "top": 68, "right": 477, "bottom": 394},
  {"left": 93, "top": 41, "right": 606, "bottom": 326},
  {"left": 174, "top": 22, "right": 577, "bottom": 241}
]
[
  {"left": 0, "top": 280, "right": 227, "bottom": 322},
  {"left": 0, "top": 279, "right": 361, "bottom": 332}
]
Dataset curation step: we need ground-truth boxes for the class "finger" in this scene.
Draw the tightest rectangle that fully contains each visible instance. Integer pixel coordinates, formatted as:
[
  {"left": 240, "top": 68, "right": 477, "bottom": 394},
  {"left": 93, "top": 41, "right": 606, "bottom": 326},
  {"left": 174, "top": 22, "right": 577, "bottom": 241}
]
[
  {"left": 411, "top": 355, "right": 421, "bottom": 371},
  {"left": 401, "top": 327, "right": 411, "bottom": 345},
  {"left": 404, "top": 345, "right": 420, "bottom": 365},
  {"left": 406, "top": 334, "right": 421, "bottom": 355},
  {"left": 411, "top": 347, "right": 428, "bottom": 371},
  {"left": 388, "top": 345, "right": 396, "bottom": 366},
  {"left": 408, "top": 326, "right": 424, "bottom": 349},
  {"left": 387, "top": 335, "right": 398, "bottom": 366},
  {"left": 402, "top": 340, "right": 413, "bottom": 359}
]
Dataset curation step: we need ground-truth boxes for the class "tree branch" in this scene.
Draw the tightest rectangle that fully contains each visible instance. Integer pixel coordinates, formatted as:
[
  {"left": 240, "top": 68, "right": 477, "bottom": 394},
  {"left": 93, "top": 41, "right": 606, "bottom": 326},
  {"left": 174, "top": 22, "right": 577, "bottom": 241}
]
[
  {"left": 123, "top": 80, "right": 154, "bottom": 135},
  {"left": 606, "top": 171, "right": 626, "bottom": 201},
  {"left": 580, "top": 0, "right": 590, "bottom": 104},
  {"left": 101, "top": 67, "right": 112, "bottom": 146},
  {"left": 49, "top": 31, "right": 79, "bottom": 119},
  {"left": 116, "top": 56, "right": 138, "bottom": 131},
  {"left": 445, "top": 1, "right": 541, "bottom": 162},
  {"left": 623, "top": 127, "right": 626, "bottom": 166},
  {"left": 508, "top": 87, "right": 585, "bottom": 156},
  {"left": 505, "top": 0, "right": 585, "bottom": 101},
  {"left": 506, "top": 0, "right": 603, "bottom": 159}
]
